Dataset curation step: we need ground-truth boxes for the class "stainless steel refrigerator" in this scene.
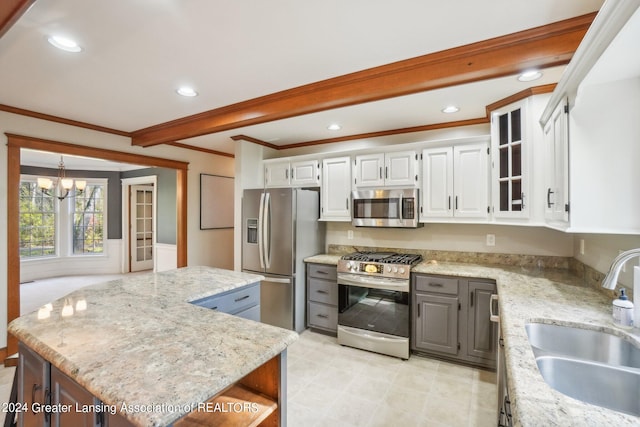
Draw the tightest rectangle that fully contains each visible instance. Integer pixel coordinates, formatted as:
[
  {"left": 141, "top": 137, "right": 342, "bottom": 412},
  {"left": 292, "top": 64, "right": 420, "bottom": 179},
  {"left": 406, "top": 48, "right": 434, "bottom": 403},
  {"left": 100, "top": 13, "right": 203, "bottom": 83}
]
[{"left": 242, "top": 188, "right": 325, "bottom": 332}]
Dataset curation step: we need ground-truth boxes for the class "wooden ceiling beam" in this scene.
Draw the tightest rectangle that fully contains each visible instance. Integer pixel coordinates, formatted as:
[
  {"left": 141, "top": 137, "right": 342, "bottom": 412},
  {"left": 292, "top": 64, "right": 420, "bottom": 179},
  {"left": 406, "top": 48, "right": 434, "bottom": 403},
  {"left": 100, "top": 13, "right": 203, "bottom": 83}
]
[
  {"left": 0, "top": 0, "right": 35, "bottom": 39},
  {"left": 131, "top": 13, "right": 596, "bottom": 148}
]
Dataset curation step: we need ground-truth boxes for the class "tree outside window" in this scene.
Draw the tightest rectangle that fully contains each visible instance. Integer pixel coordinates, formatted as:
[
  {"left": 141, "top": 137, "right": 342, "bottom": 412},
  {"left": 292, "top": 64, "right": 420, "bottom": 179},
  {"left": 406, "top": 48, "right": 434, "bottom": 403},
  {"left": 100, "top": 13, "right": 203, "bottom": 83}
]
[
  {"left": 73, "top": 184, "right": 105, "bottom": 254},
  {"left": 19, "top": 181, "right": 56, "bottom": 258}
]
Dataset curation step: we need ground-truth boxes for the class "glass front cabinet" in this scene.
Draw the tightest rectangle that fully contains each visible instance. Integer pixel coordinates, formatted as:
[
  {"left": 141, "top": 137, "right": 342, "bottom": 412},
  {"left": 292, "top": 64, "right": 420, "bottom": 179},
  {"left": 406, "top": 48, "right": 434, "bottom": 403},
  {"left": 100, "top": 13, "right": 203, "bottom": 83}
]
[{"left": 490, "top": 99, "right": 529, "bottom": 219}]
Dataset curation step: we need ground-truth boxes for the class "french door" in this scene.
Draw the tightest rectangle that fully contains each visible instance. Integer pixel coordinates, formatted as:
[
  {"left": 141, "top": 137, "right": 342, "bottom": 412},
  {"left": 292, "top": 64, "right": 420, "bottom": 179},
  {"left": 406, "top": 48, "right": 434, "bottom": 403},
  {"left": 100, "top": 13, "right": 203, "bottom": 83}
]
[{"left": 130, "top": 184, "right": 154, "bottom": 272}]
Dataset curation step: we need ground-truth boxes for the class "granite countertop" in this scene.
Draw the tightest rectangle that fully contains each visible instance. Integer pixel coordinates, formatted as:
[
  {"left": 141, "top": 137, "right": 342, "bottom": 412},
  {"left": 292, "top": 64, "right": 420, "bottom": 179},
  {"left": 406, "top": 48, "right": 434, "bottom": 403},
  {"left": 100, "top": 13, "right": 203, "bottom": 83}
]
[
  {"left": 305, "top": 254, "right": 640, "bottom": 425},
  {"left": 8, "top": 266, "right": 298, "bottom": 427}
]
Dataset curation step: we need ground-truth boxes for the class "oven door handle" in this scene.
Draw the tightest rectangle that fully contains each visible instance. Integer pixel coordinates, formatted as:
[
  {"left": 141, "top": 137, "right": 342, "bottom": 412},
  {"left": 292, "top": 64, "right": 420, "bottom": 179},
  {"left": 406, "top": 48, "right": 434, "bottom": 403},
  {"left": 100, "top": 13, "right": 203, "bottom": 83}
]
[
  {"left": 337, "top": 274, "right": 409, "bottom": 291},
  {"left": 339, "top": 325, "right": 408, "bottom": 343}
]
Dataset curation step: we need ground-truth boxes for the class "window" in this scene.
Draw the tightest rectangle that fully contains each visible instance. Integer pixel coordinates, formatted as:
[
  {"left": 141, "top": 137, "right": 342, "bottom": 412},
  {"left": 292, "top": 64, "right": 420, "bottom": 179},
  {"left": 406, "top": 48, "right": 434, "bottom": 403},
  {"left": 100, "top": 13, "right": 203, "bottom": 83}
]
[
  {"left": 19, "top": 180, "right": 56, "bottom": 258},
  {"left": 73, "top": 183, "right": 105, "bottom": 254},
  {"left": 19, "top": 176, "right": 107, "bottom": 259}
]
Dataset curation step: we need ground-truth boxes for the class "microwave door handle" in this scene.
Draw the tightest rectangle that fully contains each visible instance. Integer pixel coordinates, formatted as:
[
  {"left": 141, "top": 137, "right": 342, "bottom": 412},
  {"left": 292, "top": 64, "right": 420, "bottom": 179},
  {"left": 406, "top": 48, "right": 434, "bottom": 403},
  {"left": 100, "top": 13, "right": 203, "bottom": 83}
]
[
  {"left": 258, "top": 192, "right": 265, "bottom": 269},
  {"left": 399, "top": 194, "right": 403, "bottom": 221}
]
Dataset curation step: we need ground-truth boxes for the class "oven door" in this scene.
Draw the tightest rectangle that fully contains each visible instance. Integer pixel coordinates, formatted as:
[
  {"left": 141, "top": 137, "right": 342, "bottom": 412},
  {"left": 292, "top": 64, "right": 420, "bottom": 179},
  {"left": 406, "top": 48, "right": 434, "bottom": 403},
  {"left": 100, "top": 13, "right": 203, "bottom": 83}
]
[{"left": 337, "top": 274, "right": 409, "bottom": 338}]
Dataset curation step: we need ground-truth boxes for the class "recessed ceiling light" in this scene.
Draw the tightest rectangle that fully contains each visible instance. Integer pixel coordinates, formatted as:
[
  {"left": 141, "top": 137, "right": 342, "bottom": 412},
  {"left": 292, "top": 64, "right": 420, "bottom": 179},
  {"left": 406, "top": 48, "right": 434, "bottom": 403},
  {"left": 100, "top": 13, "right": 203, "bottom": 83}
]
[
  {"left": 176, "top": 87, "right": 198, "bottom": 97},
  {"left": 442, "top": 105, "right": 459, "bottom": 114},
  {"left": 47, "top": 35, "right": 82, "bottom": 53},
  {"left": 327, "top": 124, "right": 341, "bottom": 131},
  {"left": 518, "top": 70, "right": 543, "bottom": 82}
]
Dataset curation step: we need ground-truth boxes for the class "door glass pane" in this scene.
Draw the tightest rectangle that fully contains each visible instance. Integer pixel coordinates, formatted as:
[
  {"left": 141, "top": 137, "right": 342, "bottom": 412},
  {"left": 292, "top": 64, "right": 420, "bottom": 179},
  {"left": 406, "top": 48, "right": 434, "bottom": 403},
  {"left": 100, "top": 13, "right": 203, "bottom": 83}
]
[
  {"left": 499, "top": 182, "right": 508, "bottom": 211},
  {"left": 511, "top": 109, "right": 521, "bottom": 142},
  {"left": 499, "top": 114, "right": 508, "bottom": 145},
  {"left": 512, "top": 180, "right": 522, "bottom": 211},
  {"left": 499, "top": 147, "right": 508, "bottom": 178},
  {"left": 512, "top": 144, "right": 522, "bottom": 177}
]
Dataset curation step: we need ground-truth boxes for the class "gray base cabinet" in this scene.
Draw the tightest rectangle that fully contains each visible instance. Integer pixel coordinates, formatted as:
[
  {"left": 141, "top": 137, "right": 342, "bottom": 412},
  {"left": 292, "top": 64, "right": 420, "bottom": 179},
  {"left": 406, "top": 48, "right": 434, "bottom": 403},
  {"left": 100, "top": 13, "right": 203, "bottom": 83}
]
[
  {"left": 189, "top": 282, "right": 260, "bottom": 321},
  {"left": 306, "top": 263, "right": 338, "bottom": 334},
  {"left": 17, "top": 343, "right": 135, "bottom": 427},
  {"left": 412, "top": 273, "right": 497, "bottom": 369},
  {"left": 18, "top": 343, "right": 49, "bottom": 427}
]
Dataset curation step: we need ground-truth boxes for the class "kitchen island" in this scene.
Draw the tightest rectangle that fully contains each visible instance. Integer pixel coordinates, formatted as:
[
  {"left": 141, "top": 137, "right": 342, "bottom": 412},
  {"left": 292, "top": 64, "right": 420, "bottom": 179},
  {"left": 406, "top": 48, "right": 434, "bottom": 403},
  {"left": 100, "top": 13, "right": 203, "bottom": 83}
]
[
  {"left": 306, "top": 252, "right": 640, "bottom": 425},
  {"left": 8, "top": 266, "right": 298, "bottom": 427}
]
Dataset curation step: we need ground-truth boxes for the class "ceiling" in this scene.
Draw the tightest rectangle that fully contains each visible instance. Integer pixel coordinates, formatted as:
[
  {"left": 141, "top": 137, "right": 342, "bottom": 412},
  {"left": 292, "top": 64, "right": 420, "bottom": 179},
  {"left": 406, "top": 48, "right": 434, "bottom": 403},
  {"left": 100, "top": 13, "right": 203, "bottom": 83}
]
[{"left": 0, "top": 0, "right": 605, "bottom": 160}]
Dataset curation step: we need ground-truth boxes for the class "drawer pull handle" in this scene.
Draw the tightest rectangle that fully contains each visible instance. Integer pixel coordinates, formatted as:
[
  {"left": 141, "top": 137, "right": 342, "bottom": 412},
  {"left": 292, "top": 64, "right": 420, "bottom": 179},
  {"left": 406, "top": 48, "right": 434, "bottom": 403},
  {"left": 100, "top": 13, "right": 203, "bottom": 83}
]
[
  {"left": 429, "top": 283, "right": 443, "bottom": 287},
  {"left": 316, "top": 270, "right": 329, "bottom": 275},
  {"left": 211, "top": 306, "right": 218, "bottom": 310},
  {"left": 317, "top": 314, "right": 329, "bottom": 319},
  {"left": 234, "top": 295, "right": 250, "bottom": 302},
  {"left": 316, "top": 290, "right": 328, "bottom": 294}
]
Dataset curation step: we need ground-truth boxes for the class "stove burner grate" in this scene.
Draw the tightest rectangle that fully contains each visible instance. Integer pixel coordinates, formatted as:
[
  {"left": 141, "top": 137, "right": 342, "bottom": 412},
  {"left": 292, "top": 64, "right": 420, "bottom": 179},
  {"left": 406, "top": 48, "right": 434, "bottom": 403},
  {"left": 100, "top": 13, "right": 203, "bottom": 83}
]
[{"left": 340, "top": 251, "right": 422, "bottom": 265}]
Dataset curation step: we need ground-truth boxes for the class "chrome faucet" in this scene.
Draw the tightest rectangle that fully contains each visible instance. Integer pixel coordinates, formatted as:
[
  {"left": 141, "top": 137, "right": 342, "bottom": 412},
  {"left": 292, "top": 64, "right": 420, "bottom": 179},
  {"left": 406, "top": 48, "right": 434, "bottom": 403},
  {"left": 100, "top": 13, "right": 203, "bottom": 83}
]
[{"left": 602, "top": 248, "right": 640, "bottom": 290}]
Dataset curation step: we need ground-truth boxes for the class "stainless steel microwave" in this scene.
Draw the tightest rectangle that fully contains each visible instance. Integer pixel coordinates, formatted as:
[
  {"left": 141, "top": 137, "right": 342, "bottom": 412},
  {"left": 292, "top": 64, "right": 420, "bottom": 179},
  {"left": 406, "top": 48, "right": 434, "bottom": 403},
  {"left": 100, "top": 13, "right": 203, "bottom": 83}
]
[{"left": 351, "top": 188, "right": 422, "bottom": 228}]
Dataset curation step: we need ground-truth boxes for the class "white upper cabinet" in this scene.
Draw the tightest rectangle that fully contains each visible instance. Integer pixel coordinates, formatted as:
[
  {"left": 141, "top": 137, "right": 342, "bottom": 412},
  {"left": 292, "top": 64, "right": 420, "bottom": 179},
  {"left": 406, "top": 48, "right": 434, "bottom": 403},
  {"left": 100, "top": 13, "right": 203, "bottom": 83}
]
[
  {"left": 539, "top": 1, "right": 640, "bottom": 234},
  {"left": 354, "top": 150, "right": 418, "bottom": 188},
  {"left": 421, "top": 142, "right": 489, "bottom": 221},
  {"left": 490, "top": 99, "right": 530, "bottom": 220},
  {"left": 264, "top": 159, "right": 320, "bottom": 188},
  {"left": 454, "top": 144, "right": 489, "bottom": 218},
  {"left": 264, "top": 160, "right": 291, "bottom": 187},
  {"left": 321, "top": 156, "right": 352, "bottom": 221},
  {"left": 291, "top": 160, "right": 321, "bottom": 186},
  {"left": 543, "top": 99, "right": 570, "bottom": 227},
  {"left": 422, "top": 147, "right": 453, "bottom": 218}
]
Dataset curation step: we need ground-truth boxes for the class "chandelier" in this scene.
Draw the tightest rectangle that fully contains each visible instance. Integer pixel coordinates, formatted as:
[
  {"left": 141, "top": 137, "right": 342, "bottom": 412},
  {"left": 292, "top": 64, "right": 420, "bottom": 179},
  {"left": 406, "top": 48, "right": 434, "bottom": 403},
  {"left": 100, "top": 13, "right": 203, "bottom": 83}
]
[{"left": 37, "top": 156, "right": 86, "bottom": 200}]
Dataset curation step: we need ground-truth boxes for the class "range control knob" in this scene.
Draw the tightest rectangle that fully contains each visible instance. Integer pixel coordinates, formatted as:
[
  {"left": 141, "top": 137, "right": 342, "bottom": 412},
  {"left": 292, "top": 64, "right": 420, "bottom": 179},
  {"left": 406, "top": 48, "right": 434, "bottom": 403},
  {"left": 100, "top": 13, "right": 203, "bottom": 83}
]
[
  {"left": 393, "top": 267, "right": 398, "bottom": 273},
  {"left": 399, "top": 267, "right": 406, "bottom": 275}
]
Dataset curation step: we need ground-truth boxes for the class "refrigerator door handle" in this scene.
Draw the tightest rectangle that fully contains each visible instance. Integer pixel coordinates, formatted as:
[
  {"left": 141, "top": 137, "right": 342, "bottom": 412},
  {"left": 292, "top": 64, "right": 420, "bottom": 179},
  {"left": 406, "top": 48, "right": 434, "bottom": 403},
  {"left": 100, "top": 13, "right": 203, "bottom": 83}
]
[
  {"left": 258, "top": 192, "right": 265, "bottom": 269},
  {"left": 264, "top": 192, "right": 272, "bottom": 268}
]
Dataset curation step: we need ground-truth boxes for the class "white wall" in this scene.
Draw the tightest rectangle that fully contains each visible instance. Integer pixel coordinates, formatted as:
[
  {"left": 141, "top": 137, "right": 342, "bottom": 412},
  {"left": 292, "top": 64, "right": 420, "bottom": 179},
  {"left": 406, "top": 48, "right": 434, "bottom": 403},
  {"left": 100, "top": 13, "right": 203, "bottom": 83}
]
[
  {"left": 1, "top": 111, "right": 235, "bottom": 348},
  {"left": 21, "top": 239, "right": 123, "bottom": 282},
  {"left": 326, "top": 222, "right": 574, "bottom": 256},
  {"left": 573, "top": 233, "right": 640, "bottom": 288}
]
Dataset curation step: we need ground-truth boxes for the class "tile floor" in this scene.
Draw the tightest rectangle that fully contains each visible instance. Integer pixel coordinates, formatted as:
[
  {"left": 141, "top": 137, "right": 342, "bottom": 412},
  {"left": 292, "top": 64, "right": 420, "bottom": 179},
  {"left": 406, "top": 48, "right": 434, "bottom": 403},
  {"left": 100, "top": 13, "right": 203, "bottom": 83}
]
[
  {"left": 2, "top": 275, "right": 498, "bottom": 426},
  {"left": 287, "top": 330, "right": 497, "bottom": 427}
]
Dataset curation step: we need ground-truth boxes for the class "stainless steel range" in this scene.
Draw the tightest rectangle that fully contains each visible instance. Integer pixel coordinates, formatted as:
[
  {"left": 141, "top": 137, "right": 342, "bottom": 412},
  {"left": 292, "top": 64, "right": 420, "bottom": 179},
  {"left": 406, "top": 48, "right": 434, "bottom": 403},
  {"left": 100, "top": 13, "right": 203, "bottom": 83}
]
[{"left": 336, "top": 251, "right": 422, "bottom": 359}]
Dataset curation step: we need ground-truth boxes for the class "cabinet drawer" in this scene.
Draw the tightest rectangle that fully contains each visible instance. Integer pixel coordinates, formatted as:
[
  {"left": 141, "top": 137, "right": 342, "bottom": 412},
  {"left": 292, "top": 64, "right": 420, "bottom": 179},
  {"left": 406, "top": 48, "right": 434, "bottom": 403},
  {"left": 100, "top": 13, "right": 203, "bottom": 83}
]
[
  {"left": 308, "top": 302, "right": 338, "bottom": 331},
  {"left": 308, "top": 277, "right": 338, "bottom": 305},
  {"left": 235, "top": 304, "right": 261, "bottom": 322},
  {"left": 191, "top": 283, "right": 260, "bottom": 315},
  {"left": 414, "top": 275, "right": 458, "bottom": 295},
  {"left": 308, "top": 263, "right": 337, "bottom": 281}
]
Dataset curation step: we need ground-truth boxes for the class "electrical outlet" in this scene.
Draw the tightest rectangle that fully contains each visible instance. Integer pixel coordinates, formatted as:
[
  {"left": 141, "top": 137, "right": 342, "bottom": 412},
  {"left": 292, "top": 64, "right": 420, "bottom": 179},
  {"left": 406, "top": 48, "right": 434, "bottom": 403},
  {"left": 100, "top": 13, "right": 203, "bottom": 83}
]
[
  {"left": 580, "top": 239, "right": 585, "bottom": 255},
  {"left": 486, "top": 234, "right": 495, "bottom": 246},
  {"left": 347, "top": 230, "right": 354, "bottom": 240}
]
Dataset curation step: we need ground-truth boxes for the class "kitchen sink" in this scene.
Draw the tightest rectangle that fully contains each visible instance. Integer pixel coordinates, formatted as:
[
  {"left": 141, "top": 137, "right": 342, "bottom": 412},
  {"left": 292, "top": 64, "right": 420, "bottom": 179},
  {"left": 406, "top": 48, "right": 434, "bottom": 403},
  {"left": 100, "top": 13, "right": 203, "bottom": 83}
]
[
  {"left": 525, "top": 322, "right": 640, "bottom": 416},
  {"left": 525, "top": 322, "right": 640, "bottom": 368},
  {"left": 535, "top": 355, "right": 640, "bottom": 416}
]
